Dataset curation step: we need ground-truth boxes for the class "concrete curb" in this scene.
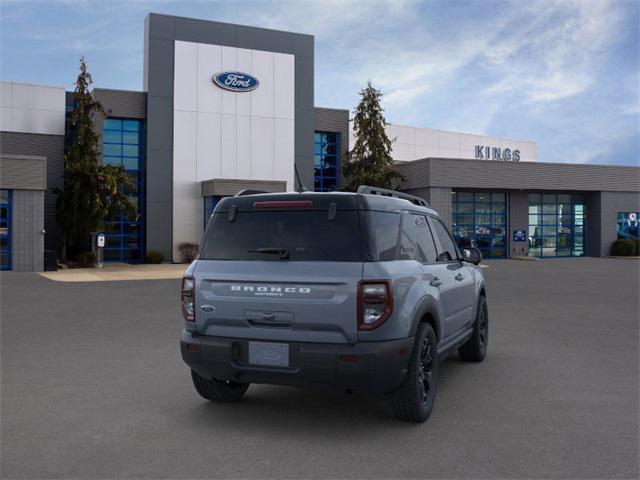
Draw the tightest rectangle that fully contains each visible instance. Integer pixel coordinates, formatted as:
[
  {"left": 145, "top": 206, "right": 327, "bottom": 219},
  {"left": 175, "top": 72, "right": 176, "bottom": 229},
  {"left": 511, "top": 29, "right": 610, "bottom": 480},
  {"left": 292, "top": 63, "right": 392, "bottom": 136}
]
[{"left": 37, "top": 263, "right": 187, "bottom": 282}]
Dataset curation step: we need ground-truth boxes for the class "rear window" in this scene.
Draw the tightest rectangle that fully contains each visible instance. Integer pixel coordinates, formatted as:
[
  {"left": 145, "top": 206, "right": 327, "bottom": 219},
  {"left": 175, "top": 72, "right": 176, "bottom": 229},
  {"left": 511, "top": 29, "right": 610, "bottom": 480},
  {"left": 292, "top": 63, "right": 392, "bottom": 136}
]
[{"left": 201, "top": 210, "right": 364, "bottom": 261}]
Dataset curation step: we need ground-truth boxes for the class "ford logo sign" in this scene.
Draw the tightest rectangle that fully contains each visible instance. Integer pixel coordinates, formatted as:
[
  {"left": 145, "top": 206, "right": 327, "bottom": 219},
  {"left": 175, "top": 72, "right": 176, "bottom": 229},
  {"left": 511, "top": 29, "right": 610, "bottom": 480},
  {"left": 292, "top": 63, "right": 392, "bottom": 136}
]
[{"left": 212, "top": 72, "right": 259, "bottom": 92}]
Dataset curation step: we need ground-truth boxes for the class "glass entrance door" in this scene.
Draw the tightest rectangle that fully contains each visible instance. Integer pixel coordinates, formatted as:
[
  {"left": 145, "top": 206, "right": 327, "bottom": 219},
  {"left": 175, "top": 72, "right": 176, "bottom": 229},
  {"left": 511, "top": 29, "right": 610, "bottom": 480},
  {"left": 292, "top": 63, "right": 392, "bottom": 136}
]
[
  {"left": 0, "top": 189, "right": 12, "bottom": 270},
  {"left": 528, "top": 193, "right": 585, "bottom": 257}
]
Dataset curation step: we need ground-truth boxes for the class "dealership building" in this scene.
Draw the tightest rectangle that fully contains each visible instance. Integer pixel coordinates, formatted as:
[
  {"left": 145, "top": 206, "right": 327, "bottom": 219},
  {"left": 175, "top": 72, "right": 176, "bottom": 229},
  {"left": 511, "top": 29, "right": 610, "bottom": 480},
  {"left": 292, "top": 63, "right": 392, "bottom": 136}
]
[{"left": 0, "top": 13, "right": 639, "bottom": 271}]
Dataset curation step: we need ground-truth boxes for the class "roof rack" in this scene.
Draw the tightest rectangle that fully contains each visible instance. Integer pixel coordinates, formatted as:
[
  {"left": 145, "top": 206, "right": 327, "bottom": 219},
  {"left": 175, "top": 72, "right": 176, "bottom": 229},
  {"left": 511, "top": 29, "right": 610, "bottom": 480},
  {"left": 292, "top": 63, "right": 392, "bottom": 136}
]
[
  {"left": 234, "top": 189, "right": 268, "bottom": 197},
  {"left": 357, "top": 185, "right": 430, "bottom": 207}
]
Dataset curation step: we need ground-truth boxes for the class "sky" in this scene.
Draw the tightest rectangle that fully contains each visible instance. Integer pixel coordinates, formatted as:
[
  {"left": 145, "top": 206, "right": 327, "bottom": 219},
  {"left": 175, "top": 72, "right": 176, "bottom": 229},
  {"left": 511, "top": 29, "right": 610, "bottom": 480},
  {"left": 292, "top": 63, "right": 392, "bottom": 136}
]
[{"left": 1, "top": 0, "right": 638, "bottom": 166}]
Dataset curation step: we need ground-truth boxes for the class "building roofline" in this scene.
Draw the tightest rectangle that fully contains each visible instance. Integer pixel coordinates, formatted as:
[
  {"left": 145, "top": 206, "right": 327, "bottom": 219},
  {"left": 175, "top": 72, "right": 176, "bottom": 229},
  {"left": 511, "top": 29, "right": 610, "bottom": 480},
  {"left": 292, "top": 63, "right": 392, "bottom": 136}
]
[
  {"left": 1, "top": 80, "right": 66, "bottom": 90},
  {"left": 385, "top": 123, "right": 537, "bottom": 145},
  {"left": 315, "top": 106, "right": 350, "bottom": 113},
  {"left": 92, "top": 87, "right": 146, "bottom": 95},
  {"left": 396, "top": 157, "right": 640, "bottom": 170},
  {"left": 147, "top": 12, "right": 314, "bottom": 39}
]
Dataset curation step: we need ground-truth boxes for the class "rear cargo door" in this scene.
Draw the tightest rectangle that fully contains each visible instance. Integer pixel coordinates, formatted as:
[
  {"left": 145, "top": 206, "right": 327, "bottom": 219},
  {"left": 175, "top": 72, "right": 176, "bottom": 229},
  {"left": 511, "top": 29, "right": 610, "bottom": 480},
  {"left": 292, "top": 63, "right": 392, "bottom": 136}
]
[
  {"left": 194, "top": 261, "right": 362, "bottom": 344},
  {"left": 194, "top": 197, "right": 364, "bottom": 344}
]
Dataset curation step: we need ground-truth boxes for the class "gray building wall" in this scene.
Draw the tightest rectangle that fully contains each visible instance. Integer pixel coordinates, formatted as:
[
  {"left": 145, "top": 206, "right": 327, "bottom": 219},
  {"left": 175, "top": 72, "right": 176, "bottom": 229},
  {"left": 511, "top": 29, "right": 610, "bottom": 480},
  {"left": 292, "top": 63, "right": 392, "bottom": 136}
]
[
  {"left": 509, "top": 191, "right": 529, "bottom": 257},
  {"left": 0, "top": 132, "right": 63, "bottom": 252},
  {"left": 94, "top": 89, "right": 147, "bottom": 119},
  {"left": 0, "top": 154, "right": 46, "bottom": 271},
  {"left": 397, "top": 158, "right": 640, "bottom": 192},
  {"left": 201, "top": 178, "right": 286, "bottom": 197},
  {"left": 11, "top": 189, "right": 44, "bottom": 271},
  {"left": 92, "top": 89, "right": 147, "bottom": 164},
  {"left": 404, "top": 187, "right": 452, "bottom": 227},
  {"left": 314, "top": 107, "right": 349, "bottom": 189},
  {"left": 594, "top": 191, "right": 640, "bottom": 256},
  {"left": 585, "top": 192, "right": 602, "bottom": 257},
  {"left": 0, "top": 154, "right": 47, "bottom": 189},
  {"left": 144, "top": 13, "right": 314, "bottom": 260}
]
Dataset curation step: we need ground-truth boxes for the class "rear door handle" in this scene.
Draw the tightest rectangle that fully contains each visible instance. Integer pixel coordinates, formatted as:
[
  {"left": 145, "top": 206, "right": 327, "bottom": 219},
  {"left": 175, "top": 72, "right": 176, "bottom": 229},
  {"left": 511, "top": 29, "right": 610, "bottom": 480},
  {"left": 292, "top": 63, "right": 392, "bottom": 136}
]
[
  {"left": 455, "top": 273, "right": 465, "bottom": 281},
  {"left": 430, "top": 277, "right": 442, "bottom": 287}
]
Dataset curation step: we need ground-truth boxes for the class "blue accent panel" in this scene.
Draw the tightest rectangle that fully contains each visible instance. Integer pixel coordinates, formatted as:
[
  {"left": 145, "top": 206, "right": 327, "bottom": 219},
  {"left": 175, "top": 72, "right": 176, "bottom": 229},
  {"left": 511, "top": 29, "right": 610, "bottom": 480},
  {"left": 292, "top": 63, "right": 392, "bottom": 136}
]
[
  {"left": 0, "top": 189, "right": 12, "bottom": 270},
  {"left": 102, "top": 118, "right": 146, "bottom": 263},
  {"left": 313, "top": 131, "right": 340, "bottom": 192}
]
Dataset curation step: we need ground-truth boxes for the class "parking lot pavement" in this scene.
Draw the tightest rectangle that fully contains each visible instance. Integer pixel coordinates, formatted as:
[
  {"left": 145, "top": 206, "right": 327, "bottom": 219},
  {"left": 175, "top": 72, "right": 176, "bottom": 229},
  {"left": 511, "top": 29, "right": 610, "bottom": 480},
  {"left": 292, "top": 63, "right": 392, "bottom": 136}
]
[{"left": 1, "top": 258, "right": 638, "bottom": 479}]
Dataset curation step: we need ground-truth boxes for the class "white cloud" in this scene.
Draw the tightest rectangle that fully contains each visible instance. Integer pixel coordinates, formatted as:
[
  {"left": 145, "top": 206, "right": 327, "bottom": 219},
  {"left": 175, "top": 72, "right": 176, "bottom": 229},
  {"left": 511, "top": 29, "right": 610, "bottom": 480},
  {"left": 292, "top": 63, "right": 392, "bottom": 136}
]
[{"left": 1, "top": 0, "right": 636, "bottom": 165}]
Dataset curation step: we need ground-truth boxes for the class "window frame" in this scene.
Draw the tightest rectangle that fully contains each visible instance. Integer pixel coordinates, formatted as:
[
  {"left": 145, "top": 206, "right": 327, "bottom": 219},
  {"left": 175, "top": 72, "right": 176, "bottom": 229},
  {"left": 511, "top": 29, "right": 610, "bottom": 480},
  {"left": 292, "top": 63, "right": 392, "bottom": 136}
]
[
  {"left": 0, "top": 189, "right": 12, "bottom": 271},
  {"left": 528, "top": 192, "right": 585, "bottom": 258},
  {"left": 101, "top": 117, "right": 146, "bottom": 263},
  {"left": 428, "top": 215, "right": 461, "bottom": 263},
  {"left": 452, "top": 190, "right": 507, "bottom": 259},
  {"left": 406, "top": 212, "right": 439, "bottom": 264},
  {"left": 313, "top": 131, "right": 341, "bottom": 192}
]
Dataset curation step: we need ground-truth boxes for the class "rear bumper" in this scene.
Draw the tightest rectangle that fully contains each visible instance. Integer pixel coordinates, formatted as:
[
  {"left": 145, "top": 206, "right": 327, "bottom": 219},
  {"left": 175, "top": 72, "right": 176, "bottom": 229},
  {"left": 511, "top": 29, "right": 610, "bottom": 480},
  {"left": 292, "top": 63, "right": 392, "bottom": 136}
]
[{"left": 181, "top": 330, "right": 414, "bottom": 393}]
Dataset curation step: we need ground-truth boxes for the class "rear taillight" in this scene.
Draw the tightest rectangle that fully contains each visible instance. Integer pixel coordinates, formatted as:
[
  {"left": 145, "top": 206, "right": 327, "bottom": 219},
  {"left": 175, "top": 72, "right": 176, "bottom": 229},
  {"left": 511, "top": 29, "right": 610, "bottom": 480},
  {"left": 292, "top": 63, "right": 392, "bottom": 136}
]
[
  {"left": 358, "top": 280, "right": 393, "bottom": 330},
  {"left": 181, "top": 276, "right": 195, "bottom": 322}
]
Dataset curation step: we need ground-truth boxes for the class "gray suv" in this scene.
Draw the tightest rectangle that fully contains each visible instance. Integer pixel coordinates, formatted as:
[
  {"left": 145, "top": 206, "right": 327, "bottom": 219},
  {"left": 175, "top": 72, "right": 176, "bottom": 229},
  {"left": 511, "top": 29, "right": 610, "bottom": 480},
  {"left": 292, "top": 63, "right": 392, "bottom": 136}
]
[{"left": 180, "top": 186, "right": 488, "bottom": 422}]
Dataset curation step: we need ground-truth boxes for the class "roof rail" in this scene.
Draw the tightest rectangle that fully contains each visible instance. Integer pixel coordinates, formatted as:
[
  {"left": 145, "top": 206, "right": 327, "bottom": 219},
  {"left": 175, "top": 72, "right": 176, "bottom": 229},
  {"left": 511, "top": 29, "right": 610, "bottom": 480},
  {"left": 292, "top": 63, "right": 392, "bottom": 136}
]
[
  {"left": 234, "top": 189, "right": 268, "bottom": 197},
  {"left": 357, "top": 185, "right": 430, "bottom": 207}
]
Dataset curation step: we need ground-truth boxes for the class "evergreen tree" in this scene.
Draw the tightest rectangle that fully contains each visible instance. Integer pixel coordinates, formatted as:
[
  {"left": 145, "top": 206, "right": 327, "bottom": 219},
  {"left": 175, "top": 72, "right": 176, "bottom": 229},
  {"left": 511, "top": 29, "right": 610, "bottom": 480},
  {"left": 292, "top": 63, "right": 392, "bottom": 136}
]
[
  {"left": 55, "top": 57, "right": 135, "bottom": 260},
  {"left": 342, "top": 81, "right": 400, "bottom": 191}
]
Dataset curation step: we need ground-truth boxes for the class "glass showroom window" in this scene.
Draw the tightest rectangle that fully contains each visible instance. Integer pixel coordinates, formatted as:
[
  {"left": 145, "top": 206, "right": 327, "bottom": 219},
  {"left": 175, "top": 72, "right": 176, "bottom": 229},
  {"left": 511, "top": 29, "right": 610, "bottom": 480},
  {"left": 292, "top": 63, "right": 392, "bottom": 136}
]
[
  {"left": 616, "top": 212, "right": 640, "bottom": 239},
  {"left": 102, "top": 118, "right": 145, "bottom": 262},
  {"left": 314, "top": 132, "right": 340, "bottom": 192},
  {"left": 528, "top": 193, "right": 585, "bottom": 257},
  {"left": 0, "top": 189, "right": 12, "bottom": 270},
  {"left": 452, "top": 191, "right": 507, "bottom": 259}
]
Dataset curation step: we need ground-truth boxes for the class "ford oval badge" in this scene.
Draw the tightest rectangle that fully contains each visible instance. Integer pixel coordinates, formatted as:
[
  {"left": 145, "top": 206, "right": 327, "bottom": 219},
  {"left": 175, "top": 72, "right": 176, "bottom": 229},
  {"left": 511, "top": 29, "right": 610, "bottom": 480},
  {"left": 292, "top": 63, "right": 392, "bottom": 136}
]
[{"left": 212, "top": 72, "right": 259, "bottom": 92}]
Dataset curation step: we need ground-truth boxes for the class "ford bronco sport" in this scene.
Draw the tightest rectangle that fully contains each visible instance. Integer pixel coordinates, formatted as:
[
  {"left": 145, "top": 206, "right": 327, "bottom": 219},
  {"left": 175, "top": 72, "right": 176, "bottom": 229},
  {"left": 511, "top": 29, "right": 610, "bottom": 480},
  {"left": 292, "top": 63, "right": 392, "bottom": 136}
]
[{"left": 180, "top": 186, "right": 488, "bottom": 422}]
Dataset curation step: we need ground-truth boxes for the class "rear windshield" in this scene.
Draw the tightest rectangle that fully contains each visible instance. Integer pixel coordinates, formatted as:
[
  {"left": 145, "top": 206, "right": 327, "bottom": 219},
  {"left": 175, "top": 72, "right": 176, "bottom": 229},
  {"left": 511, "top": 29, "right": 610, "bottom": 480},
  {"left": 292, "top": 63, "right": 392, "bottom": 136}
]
[{"left": 201, "top": 210, "right": 364, "bottom": 261}]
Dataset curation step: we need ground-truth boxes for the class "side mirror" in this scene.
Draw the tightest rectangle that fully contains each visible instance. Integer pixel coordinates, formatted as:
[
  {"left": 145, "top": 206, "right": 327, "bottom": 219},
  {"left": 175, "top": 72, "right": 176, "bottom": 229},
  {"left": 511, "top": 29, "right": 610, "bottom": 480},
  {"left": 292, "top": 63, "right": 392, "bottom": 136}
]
[{"left": 462, "top": 247, "right": 482, "bottom": 265}]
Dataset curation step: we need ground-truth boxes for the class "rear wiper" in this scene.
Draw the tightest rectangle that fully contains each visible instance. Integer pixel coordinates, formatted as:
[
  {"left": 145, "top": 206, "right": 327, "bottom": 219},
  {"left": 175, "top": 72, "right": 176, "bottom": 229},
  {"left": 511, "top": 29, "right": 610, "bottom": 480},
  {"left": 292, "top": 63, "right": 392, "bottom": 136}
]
[{"left": 248, "top": 247, "right": 290, "bottom": 260}]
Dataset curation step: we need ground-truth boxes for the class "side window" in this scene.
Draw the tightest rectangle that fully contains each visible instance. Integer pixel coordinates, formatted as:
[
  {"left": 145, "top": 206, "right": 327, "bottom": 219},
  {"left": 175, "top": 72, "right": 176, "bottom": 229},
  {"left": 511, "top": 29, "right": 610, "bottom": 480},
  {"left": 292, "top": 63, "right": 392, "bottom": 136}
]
[
  {"left": 365, "top": 211, "right": 401, "bottom": 261},
  {"left": 430, "top": 217, "right": 459, "bottom": 262},
  {"left": 398, "top": 213, "right": 418, "bottom": 261},
  {"left": 411, "top": 214, "right": 438, "bottom": 263}
]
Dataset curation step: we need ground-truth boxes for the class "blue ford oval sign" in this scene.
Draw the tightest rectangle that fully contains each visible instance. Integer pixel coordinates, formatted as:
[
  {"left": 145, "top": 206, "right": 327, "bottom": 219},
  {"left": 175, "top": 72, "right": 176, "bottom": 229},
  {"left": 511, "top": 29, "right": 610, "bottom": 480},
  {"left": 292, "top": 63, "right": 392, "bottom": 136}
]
[{"left": 212, "top": 72, "right": 259, "bottom": 92}]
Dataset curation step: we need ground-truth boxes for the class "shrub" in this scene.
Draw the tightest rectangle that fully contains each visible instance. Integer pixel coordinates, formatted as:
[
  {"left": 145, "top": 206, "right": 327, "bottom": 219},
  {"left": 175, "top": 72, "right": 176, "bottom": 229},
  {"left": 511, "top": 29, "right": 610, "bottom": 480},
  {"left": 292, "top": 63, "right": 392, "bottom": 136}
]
[
  {"left": 178, "top": 242, "right": 199, "bottom": 263},
  {"left": 145, "top": 250, "right": 164, "bottom": 264},
  {"left": 610, "top": 238, "right": 639, "bottom": 256},
  {"left": 74, "top": 252, "right": 96, "bottom": 268}
]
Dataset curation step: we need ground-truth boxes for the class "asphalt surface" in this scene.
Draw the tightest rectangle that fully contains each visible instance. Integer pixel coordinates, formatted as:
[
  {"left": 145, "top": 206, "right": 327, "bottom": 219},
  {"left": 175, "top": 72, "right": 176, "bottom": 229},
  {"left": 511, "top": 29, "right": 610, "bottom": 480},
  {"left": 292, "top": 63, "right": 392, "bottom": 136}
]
[{"left": 1, "top": 258, "right": 639, "bottom": 479}]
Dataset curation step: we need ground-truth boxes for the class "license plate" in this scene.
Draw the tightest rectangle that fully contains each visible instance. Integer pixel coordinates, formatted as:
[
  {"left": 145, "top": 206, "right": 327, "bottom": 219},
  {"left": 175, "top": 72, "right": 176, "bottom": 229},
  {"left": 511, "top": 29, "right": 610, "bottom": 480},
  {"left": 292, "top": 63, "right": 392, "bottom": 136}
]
[{"left": 248, "top": 341, "right": 289, "bottom": 367}]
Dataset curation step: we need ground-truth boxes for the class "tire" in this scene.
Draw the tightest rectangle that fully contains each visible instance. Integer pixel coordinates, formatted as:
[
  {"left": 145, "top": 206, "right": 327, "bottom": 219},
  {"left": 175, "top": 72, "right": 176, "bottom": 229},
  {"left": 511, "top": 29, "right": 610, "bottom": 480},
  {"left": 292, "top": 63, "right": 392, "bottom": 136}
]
[
  {"left": 190, "top": 370, "right": 249, "bottom": 402},
  {"left": 385, "top": 323, "right": 438, "bottom": 423},
  {"left": 458, "top": 295, "right": 488, "bottom": 362}
]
